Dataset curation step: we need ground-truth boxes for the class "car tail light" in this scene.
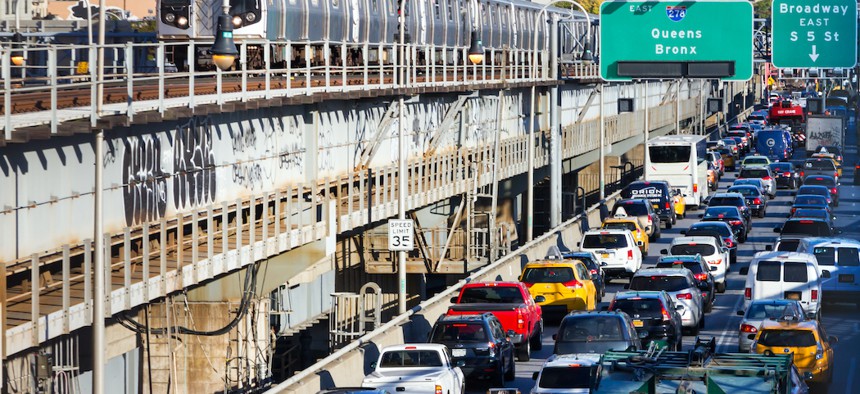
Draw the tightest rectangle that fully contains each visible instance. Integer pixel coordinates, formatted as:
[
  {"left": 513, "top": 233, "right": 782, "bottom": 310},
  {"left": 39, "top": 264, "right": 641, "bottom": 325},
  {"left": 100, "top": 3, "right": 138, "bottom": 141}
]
[
  {"left": 831, "top": 188, "right": 837, "bottom": 195},
  {"left": 762, "top": 176, "right": 772, "bottom": 181},
  {"left": 665, "top": 202, "right": 671, "bottom": 209},
  {"left": 487, "top": 341, "right": 496, "bottom": 350},
  {"left": 517, "top": 309, "right": 524, "bottom": 329},
  {"left": 693, "top": 183, "right": 699, "bottom": 193},
  {"left": 753, "top": 198, "right": 762, "bottom": 205},
  {"left": 834, "top": 172, "right": 839, "bottom": 178},
  {"left": 812, "top": 290, "right": 818, "bottom": 301},
  {"left": 799, "top": 170, "right": 804, "bottom": 177},
  {"left": 730, "top": 220, "right": 743, "bottom": 226},
  {"left": 695, "top": 273, "right": 708, "bottom": 281},
  {"left": 435, "top": 385, "right": 443, "bottom": 394},
  {"left": 725, "top": 238, "right": 734, "bottom": 248},
  {"left": 661, "top": 306, "right": 672, "bottom": 321},
  {"left": 740, "top": 324, "right": 758, "bottom": 333},
  {"left": 711, "top": 259, "right": 722, "bottom": 265},
  {"left": 783, "top": 172, "right": 791, "bottom": 176},
  {"left": 744, "top": 288, "right": 751, "bottom": 299},
  {"left": 677, "top": 293, "right": 692, "bottom": 300},
  {"left": 790, "top": 207, "right": 797, "bottom": 215},
  {"left": 628, "top": 249, "right": 634, "bottom": 261},
  {"left": 590, "top": 269, "right": 598, "bottom": 275},
  {"left": 563, "top": 280, "right": 584, "bottom": 290}
]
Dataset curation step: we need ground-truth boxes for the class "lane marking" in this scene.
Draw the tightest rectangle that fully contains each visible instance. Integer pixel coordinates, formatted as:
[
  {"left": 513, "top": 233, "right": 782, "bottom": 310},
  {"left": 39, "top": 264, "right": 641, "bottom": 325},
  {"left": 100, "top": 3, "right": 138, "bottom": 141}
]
[{"left": 715, "top": 294, "right": 746, "bottom": 353}]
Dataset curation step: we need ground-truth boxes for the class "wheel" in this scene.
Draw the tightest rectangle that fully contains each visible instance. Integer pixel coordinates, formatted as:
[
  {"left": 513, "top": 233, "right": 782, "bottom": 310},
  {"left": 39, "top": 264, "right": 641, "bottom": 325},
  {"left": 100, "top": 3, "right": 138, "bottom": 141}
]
[
  {"left": 704, "top": 298, "right": 713, "bottom": 313},
  {"left": 504, "top": 355, "right": 516, "bottom": 381},
  {"left": 493, "top": 368, "right": 506, "bottom": 388},
  {"left": 665, "top": 220, "right": 672, "bottom": 230},
  {"left": 690, "top": 322, "right": 700, "bottom": 336},
  {"left": 517, "top": 336, "right": 531, "bottom": 362},
  {"left": 699, "top": 313, "right": 705, "bottom": 329},
  {"left": 731, "top": 251, "right": 737, "bottom": 266},
  {"left": 758, "top": 209, "right": 765, "bottom": 218},
  {"left": 531, "top": 321, "right": 543, "bottom": 351},
  {"left": 717, "top": 282, "right": 727, "bottom": 293}
]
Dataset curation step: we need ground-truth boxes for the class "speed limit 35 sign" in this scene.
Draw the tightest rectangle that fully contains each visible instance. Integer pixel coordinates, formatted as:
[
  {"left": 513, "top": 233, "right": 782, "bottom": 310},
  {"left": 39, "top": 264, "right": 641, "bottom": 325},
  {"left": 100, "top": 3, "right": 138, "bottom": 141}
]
[{"left": 388, "top": 219, "right": 414, "bottom": 251}]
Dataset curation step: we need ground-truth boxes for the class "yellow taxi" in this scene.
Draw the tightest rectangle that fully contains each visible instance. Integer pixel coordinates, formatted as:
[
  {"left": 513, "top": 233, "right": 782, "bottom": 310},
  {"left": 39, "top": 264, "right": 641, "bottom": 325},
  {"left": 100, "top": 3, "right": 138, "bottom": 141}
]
[
  {"left": 719, "top": 149, "right": 736, "bottom": 171},
  {"left": 750, "top": 319, "right": 837, "bottom": 383},
  {"left": 672, "top": 192, "right": 686, "bottom": 220},
  {"left": 601, "top": 217, "right": 649, "bottom": 255},
  {"left": 519, "top": 259, "right": 597, "bottom": 314}
]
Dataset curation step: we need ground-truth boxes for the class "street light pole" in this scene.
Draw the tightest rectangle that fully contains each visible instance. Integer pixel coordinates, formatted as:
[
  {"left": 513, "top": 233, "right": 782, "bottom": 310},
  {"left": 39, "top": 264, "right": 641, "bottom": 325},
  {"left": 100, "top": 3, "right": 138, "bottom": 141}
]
[
  {"left": 97, "top": 0, "right": 106, "bottom": 113},
  {"left": 397, "top": 0, "right": 407, "bottom": 315},
  {"left": 92, "top": 129, "right": 105, "bottom": 394}
]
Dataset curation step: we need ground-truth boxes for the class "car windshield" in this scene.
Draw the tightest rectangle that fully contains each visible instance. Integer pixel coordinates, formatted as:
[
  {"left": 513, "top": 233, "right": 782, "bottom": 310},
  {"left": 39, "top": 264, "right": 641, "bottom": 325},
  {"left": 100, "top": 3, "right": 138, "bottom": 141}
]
[
  {"left": 728, "top": 187, "right": 759, "bottom": 197},
  {"left": 709, "top": 196, "right": 744, "bottom": 207},
  {"left": 745, "top": 158, "right": 769, "bottom": 165},
  {"left": 538, "top": 366, "right": 595, "bottom": 389},
  {"left": 655, "top": 260, "right": 704, "bottom": 274},
  {"left": 776, "top": 239, "right": 800, "bottom": 252},
  {"left": 671, "top": 243, "right": 716, "bottom": 256},
  {"left": 740, "top": 168, "right": 770, "bottom": 178},
  {"left": 746, "top": 303, "right": 798, "bottom": 320},
  {"left": 649, "top": 146, "right": 690, "bottom": 163},
  {"left": 611, "top": 298, "right": 664, "bottom": 318},
  {"left": 757, "top": 330, "right": 817, "bottom": 347},
  {"left": 559, "top": 316, "right": 625, "bottom": 342},
  {"left": 770, "top": 163, "right": 791, "bottom": 172},
  {"left": 703, "top": 207, "right": 739, "bottom": 219},
  {"left": 612, "top": 202, "right": 649, "bottom": 216},
  {"left": 689, "top": 223, "right": 731, "bottom": 236},
  {"left": 734, "top": 179, "right": 762, "bottom": 188},
  {"left": 430, "top": 323, "right": 488, "bottom": 342},
  {"left": 805, "top": 160, "right": 836, "bottom": 170},
  {"left": 798, "top": 187, "right": 828, "bottom": 196},
  {"left": 521, "top": 267, "right": 575, "bottom": 284},
  {"left": 379, "top": 350, "right": 443, "bottom": 368},
  {"left": 604, "top": 222, "right": 638, "bottom": 232},
  {"left": 781, "top": 220, "right": 831, "bottom": 236},
  {"left": 804, "top": 177, "right": 836, "bottom": 187},
  {"left": 793, "top": 209, "right": 826, "bottom": 219},
  {"left": 793, "top": 195, "right": 827, "bottom": 206},
  {"left": 630, "top": 276, "right": 690, "bottom": 292},
  {"left": 582, "top": 234, "right": 629, "bottom": 249},
  {"left": 458, "top": 286, "right": 525, "bottom": 304}
]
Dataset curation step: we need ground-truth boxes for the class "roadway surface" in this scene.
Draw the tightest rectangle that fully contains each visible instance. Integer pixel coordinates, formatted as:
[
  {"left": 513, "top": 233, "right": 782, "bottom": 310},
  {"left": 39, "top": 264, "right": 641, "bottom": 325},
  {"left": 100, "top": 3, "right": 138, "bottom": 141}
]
[{"left": 467, "top": 133, "right": 860, "bottom": 394}]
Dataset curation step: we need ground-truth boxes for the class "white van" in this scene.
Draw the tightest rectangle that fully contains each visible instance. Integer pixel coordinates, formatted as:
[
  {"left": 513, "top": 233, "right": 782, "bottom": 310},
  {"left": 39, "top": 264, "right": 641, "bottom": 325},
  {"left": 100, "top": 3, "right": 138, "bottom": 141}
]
[
  {"left": 740, "top": 252, "right": 822, "bottom": 319},
  {"left": 797, "top": 238, "right": 860, "bottom": 306},
  {"left": 661, "top": 236, "right": 730, "bottom": 293}
]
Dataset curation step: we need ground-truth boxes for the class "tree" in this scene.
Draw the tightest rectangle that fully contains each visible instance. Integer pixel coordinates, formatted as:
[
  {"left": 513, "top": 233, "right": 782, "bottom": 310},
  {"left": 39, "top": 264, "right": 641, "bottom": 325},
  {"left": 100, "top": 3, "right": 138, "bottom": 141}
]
[{"left": 754, "top": 0, "right": 772, "bottom": 19}]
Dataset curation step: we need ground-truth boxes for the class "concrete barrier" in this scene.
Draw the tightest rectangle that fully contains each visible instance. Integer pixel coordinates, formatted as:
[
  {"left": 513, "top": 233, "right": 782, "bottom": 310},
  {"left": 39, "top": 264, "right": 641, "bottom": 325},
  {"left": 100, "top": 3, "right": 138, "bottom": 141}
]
[{"left": 267, "top": 191, "right": 624, "bottom": 394}]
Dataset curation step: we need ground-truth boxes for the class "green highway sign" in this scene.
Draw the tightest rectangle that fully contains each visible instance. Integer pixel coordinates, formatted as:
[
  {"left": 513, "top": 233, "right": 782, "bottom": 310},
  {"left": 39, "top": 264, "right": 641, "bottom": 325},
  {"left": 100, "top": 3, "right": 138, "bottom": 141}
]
[
  {"left": 599, "top": 0, "right": 753, "bottom": 81},
  {"left": 772, "top": 0, "right": 857, "bottom": 68}
]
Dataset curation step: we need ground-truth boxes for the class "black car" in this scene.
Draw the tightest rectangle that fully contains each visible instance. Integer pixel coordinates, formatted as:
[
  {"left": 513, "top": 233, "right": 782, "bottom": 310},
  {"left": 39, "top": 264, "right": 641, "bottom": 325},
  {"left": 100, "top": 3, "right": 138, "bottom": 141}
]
[
  {"left": 699, "top": 206, "right": 747, "bottom": 242},
  {"left": 706, "top": 193, "right": 752, "bottom": 230},
  {"left": 552, "top": 311, "right": 643, "bottom": 355},
  {"left": 563, "top": 251, "right": 606, "bottom": 302},
  {"left": 802, "top": 157, "right": 839, "bottom": 180},
  {"left": 428, "top": 313, "right": 516, "bottom": 385},
  {"left": 681, "top": 221, "right": 738, "bottom": 265},
  {"left": 797, "top": 185, "right": 834, "bottom": 206},
  {"left": 789, "top": 208, "right": 836, "bottom": 231},
  {"left": 608, "top": 291, "right": 684, "bottom": 351},
  {"left": 803, "top": 175, "right": 840, "bottom": 206},
  {"left": 655, "top": 255, "right": 716, "bottom": 310},
  {"left": 727, "top": 185, "right": 768, "bottom": 218},
  {"left": 775, "top": 218, "right": 838, "bottom": 237},
  {"left": 621, "top": 180, "right": 680, "bottom": 227},
  {"left": 790, "top": 194, "right": 832, "bottom": 216},
  {"left": 769, "top": 162, "right": 800, "bottom": 189}
]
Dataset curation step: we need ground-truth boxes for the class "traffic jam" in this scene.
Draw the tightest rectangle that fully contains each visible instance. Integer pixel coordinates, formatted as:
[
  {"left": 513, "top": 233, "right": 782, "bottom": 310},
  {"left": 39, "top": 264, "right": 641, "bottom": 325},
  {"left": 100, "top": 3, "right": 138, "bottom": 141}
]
[{"left": 339, "top": 91, "right": 859, "bottom": 394}]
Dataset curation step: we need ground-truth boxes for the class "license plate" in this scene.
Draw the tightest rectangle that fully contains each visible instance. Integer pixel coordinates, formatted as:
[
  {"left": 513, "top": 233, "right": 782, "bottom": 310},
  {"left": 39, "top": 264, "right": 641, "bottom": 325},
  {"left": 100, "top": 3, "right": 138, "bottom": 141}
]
[
  {"left": 784, "top": 291, "right": 801, "bottom": 300},
  {"left": 839, "top": 274, "right": 855, "bottom": 283},
  {"left": 652, "top": 204, "right": 659, "bottom": 209},
  {"left": 602, "top": 254, "right": 610, "bottom": 258},
  {"left": 452, "top": 349, "right": 466, "bottom": 357},
  {"left": 633, "top": 320, "right": 644, "bottom": 327}
]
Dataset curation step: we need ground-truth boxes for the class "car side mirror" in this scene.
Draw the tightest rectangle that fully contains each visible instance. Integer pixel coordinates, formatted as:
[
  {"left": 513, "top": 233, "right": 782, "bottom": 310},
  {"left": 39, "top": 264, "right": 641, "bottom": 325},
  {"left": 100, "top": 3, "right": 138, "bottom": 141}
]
[
  {"left": 675, "top": 304, "right": 684, "bottom": 311},
  {"left": 829, "top": 336, "right": 838, "bottom": 344},
  {"left": 698, "top": 283, "right": 709, "bottom": 291},
  {"left": 773, "top": 226, "right": 782, "bottom": 233},
  {"left": 552, "top": 333, "right": 557, "bottom": 340},
  {"left": 786, "top": 214, "right": 792, "bottom": 218},
  {"left": 698, "top": 214, "right": 704, "bottom": 218},
  {"left": 532, "top": 372, "right": 539, "bottom": 380},
  {"left": 637, "top": 241, "right": 644, "bottom": 247},
  {"left": 623, "top": 284, "right": 630, "bottom": 289},
  {"left": 822, "top": 270, "right": 831, "bottom": 278},
  {"left": 737, "top": 310, "right": 745, "bottom": 316},
  {"left": 638, "top": 331, "right": 649, "bottom": 339},
  {"left": 680, "top": 230, "right": 687, "bottom": 235},
  {"left": 710, "top": 266, "right": 718, "bottom": 272},
  {"left": 456, "top": 360, "right": 466, "bottom": 367},
  {"left": 661, "top": 249, "right": 669, "bottom": 255},
  {"left": 370, "top": 361, "right": 377, "bottom": 369},
  {"left": 534, "top": 295, "right": 546, "bottom": 303},
  {"left": 576, "top": 242, "right": 581, "bottom": 247},
  {"left": 450, "top": 296, "right": 458, "bottom": 303},
  {"left": 765, "top": 245, "right": 773, "bottom": 251},
  {"left": 507, "top": 329, "right": 516, "bottom": 337},
  {"left": 740, "top": 267, "right": 749, "bottom": 275}
]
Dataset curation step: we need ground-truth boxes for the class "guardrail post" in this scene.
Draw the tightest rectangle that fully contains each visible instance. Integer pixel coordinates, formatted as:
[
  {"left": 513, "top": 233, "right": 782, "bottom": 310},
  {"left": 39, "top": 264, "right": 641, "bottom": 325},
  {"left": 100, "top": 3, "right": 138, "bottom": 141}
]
[
  {"left": 188, "top": 41, "right": 195, "bottom": 110},
  {"left": 241, "top": 42, "right": 248, "bottom": 102},
  {"left": 89, "top": 46, "right": 97, "bottom": 126},
  {"left": 123, "top": 228, "right": 131, "bottom": 309},
  {"left": 324, "top": 41, "right": 331, "bottom": 89},
  {"left": 157, "top": 44, "right": 165, "bottom": 115},
  {"left": 3, "top": 50, "right": 11, "bottom": 140},
  {"left": 125, "top": 44, "right": 134, "bottom": 122},
  {"left": 341, "top": 42, "right": 347, "bottom": 90},
  {"left": 48, "top": 47, "right": 58, "bottom": 134},
  {"left": 84, "top": 240, "right": 92, "bottom": 323},
  {"left": 264, "top": 44, "right": 271, "bottom": 100},
  {"left": 216, "top": 58, "right": 224, "bottom": 106},
  {"left": 143, "top": 222, "right": 150, "bottom": 301},
  {"left": 1, "top": 259, "right": 5, "bottom": 370},
  {"left": 31, "top": 254, "right": 39, "bottom": 347},
  {"left": 304, "top": 43, "right": 311, "bottom": 96}
]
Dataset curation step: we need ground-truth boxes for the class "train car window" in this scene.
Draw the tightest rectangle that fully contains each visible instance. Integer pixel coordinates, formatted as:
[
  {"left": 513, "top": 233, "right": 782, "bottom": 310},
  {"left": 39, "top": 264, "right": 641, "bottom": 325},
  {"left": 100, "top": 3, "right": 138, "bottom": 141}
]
[
  {"left": 481, "top": 3, "right": 487, "bottom": 20},
  {"left": 371, "top": 0, "right": 377, "bottom": 12},
  {"left": 289, "top": 0, "right": 296, "bottom": 4},
  {"left": 388, "top": 0, "right": 395, "bottom": 16},
  {"left": 311, "top": 0, "right": 319, "bottom": 7},
  {"left": 501, "top": 5, "right": 506, "bottom": 27},
  {"left": 447, "top": 0, "right": 453, "bottom": 21},
  {"left": 434, "top": 0, "right": 441, "bottom": 19},
  {"left": 332, "top": 0, "right": 339, "bottom": 8}
]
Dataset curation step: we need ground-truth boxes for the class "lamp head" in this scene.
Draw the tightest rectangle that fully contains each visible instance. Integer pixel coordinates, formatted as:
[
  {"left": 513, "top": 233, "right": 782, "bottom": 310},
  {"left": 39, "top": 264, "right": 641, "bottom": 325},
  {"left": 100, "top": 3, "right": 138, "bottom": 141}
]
[
  {"left": 211, "top": 14, "right": 238, "bottom": 71},
  {"left": 10, "top": 33, "right": 24, "bottom": 66},
  {"left": 468, "top": 30, "right": 484, "bottom": 65},
  {"left": 581, "top": 47, "right": 593, "bottom": 66}
]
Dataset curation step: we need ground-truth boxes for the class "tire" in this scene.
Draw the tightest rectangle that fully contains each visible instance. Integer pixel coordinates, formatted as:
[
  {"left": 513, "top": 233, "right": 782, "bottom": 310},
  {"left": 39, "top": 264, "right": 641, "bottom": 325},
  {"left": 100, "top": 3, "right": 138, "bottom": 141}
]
[
  {"left": 531, "top": 321, "right": 543, "bottom": 351},
  {"left": 704, "top": 298, "right": 713, "bottom": 313},
  {"left": 717, "top": 282, "right": 727, "bottom": 293},
  {"left": 758, "top": 209, "right": 765, "bottom": 218},
  {"left": 494, "top": 369, "right": 506, "bottom": 388},
  {"left": 504, "top": 355, "right": 516, "bottom": 381},
  {"left": 665, "top": 220, "right": 672, "bottom": 230},
  {"left": 517, "top": 337, "right": 531, "bottom": 362},
  {"left": 731, "top": 250, "right": 737, "bottom": 266},
  {"left": 699, "top": 313, "right": 705, "bottom": 329}
]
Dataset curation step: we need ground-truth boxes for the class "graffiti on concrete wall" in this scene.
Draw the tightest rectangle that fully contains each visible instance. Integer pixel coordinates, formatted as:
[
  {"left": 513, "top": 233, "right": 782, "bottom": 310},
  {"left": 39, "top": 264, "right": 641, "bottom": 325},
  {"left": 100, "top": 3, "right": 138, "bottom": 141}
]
[
  {"left": 123, "top": 136, "right": 168, "bottom": 226},
  {"left": 173, "top": 116, "right": 217, "bottom": 210}
]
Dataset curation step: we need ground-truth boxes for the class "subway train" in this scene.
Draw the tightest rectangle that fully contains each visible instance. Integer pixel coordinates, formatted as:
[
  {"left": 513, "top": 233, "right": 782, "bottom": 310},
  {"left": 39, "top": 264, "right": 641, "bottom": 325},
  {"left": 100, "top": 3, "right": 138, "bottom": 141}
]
[{"left": 157, "top": 0, "right": 590, "bottom": 70}]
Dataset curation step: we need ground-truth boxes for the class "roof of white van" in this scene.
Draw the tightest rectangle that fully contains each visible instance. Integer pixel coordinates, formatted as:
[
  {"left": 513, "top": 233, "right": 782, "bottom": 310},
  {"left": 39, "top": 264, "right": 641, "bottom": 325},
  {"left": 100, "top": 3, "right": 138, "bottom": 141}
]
[
  {"left": 752, "top": 251, "right": 816, "bottom": 261},
  {"left": 671, "top": 236, "right": 720, "bottom": 245}
]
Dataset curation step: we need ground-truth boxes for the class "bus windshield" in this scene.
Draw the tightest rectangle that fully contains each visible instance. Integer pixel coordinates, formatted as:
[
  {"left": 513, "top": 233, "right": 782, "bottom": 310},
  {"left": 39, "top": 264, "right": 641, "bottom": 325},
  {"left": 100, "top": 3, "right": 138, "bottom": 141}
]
[{"left": 649, "top": 146, "right": 691, "bottom": 163}]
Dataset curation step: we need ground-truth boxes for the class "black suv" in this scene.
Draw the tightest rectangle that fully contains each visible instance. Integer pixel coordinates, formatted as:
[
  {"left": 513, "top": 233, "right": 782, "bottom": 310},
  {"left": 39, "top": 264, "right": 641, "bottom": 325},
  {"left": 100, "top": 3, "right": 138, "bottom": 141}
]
[
  {"left": 428, "top": 313, "right": 516, "bottom": 386},
  {"left": 775, "top": 218, "right": 839, "bottom": 237},
  {"left": 699, "top": 206, "right": 748, "bottom": 242},
  {"left": 607, "top": 291, "right": 684, "bottom": 351},
  {"left": 552, "top": 311, "right": 643, "bottom": 355},
  {"left": 707, "top": 192, "right": 752, "bottom": 228},
  {"left": 726, "top": 185, "right": 767, "bottom": 218},
  {"left": 803, "top": 175, "right": 840, "bottom": 206},
  {"left": 655, "top": 255, "right": 717, "bottom": 308},
  {"left": 769, "top": 162, "right": 800, "bottom": 189},
  {"left": 621, "top": 180, "right": 680, "bottom": 227}
]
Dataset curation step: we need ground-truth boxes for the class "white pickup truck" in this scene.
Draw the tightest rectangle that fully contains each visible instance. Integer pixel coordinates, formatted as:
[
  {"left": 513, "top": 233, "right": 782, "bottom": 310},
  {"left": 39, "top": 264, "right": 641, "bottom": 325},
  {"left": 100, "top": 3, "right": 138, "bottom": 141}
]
[{"left": 362, "top": 344, "right": 465, "bottom": 394}]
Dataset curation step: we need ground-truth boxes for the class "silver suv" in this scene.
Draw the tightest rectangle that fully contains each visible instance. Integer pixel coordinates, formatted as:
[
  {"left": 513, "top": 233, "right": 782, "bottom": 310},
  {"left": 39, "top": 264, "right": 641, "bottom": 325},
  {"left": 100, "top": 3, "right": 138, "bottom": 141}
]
[
  {"left": 627, "top": 268, "right": 704, "bottom": 334},
  {"left": 738, "top": 166, "right": 777, "bottom": 198}
]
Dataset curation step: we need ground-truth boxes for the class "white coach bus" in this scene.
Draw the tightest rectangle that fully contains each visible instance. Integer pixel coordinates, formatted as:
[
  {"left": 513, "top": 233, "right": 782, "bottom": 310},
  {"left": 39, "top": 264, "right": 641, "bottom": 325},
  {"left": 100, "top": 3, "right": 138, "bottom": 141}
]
[{"left": 645, "top": 135, "right": 710, "bottom": 208}]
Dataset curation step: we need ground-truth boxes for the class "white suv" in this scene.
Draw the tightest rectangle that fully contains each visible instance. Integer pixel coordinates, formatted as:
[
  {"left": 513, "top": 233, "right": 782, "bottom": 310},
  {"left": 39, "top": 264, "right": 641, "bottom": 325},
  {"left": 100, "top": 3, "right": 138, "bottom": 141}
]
[
  {"left": 578, "top": 229, "right": 643, "bottom": 281},
  {"left": 662, "top": 236, "right": 730, "bottom": 293}
]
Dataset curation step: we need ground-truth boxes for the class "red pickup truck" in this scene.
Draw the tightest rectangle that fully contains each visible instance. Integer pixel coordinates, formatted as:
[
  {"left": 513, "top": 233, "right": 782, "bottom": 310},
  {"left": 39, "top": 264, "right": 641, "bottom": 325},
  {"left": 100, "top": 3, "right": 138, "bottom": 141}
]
[{"left": 447, "top": 281, "right": 544, "bottom": 361}]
